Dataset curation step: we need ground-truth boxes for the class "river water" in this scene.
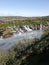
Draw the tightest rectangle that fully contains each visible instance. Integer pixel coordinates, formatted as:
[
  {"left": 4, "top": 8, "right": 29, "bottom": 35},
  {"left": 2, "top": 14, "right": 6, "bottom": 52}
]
[{"left": 0, "top": 30, "right": 43, "bottom": 50}]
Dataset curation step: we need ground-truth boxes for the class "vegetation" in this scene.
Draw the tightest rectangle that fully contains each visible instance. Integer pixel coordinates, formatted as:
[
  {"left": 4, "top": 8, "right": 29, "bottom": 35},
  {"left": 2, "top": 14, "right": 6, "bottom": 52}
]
[
  {"left": 2, "top": 29, "right": 12, "bottom": 38},
  {"left": 0, "top": 16, "right": 49, "bottom": 28}
]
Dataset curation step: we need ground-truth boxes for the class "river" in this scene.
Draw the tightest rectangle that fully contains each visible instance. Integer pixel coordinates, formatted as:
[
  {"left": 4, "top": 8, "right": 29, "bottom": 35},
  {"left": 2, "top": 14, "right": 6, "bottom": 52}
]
[{"left": 0, "top": 30, "right": 43, "bottom": 50}]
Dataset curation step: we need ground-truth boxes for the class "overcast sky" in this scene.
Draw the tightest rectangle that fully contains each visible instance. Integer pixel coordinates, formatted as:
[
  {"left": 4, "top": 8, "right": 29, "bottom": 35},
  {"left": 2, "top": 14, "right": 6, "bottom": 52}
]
[{"left": 0, "top": 0, "right": 49, "bottom": 16}]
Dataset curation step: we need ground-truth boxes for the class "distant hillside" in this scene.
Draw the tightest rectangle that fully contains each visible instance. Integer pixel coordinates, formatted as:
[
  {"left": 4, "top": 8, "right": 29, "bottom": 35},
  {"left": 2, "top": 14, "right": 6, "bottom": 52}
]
[
  {"left": 0, "top": 16, "right": 49, "bottom": 27},
  {"left": 0, "top": 16, "right": 49, "bottom": 22}
]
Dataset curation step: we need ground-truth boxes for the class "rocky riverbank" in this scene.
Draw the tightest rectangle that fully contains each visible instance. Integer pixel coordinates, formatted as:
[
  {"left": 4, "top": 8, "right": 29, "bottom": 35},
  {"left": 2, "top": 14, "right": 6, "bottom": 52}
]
[{"left": 0, "top": 24, "right": 49, "bottom": 38}]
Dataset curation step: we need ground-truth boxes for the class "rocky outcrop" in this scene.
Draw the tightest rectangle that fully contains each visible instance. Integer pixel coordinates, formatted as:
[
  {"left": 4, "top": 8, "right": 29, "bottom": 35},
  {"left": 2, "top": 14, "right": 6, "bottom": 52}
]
[{"left": 3, "top": 33, "right": 13, "bottom": 38}]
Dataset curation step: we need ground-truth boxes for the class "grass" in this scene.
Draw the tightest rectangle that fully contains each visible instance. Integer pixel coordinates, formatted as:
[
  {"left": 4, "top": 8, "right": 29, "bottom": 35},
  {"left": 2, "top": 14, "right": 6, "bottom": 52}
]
[{"left": 0, "top": 20, "right": 48, "bottom": 28}]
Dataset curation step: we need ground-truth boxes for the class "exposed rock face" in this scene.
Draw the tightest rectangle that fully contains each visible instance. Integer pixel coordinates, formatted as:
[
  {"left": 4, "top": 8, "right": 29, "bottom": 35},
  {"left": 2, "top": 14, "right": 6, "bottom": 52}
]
[
  {"left": 2, "top": 29, "right": 13, "bottom": 38},
  {"left": 0, "top": 32, "right": 3, "bottom": 36},
  {"left": 0, "top": 28, "right": 6, "bottom": 36}
]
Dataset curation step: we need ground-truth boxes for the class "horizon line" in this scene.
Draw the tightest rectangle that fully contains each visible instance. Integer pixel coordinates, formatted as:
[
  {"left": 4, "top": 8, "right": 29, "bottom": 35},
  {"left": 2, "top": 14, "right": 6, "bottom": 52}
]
[{"left": 0, "top": 15, "right": 49, "bottom": 17}]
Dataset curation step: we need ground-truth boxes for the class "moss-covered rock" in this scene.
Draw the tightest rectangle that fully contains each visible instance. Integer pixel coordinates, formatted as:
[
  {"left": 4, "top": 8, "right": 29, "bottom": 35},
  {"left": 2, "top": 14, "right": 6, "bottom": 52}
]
[{"left": 3, "top": 29, "right": 13, "bottom": 38}]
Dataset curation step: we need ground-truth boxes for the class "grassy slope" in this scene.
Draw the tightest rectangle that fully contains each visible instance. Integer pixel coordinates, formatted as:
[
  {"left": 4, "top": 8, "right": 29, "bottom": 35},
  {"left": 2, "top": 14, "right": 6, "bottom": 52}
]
[{"left": 19, "top": 33, "right": 49, "bottom": 65}]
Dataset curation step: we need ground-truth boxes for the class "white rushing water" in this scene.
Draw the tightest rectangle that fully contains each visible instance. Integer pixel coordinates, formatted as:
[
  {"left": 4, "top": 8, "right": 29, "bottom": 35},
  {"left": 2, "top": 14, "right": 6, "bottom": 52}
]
[
  {"left": 0, "top": 30, "right": 43, "bottom": 50},
  {"left": 23, "top": 26, "right": 32, "bottom": 31}
]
